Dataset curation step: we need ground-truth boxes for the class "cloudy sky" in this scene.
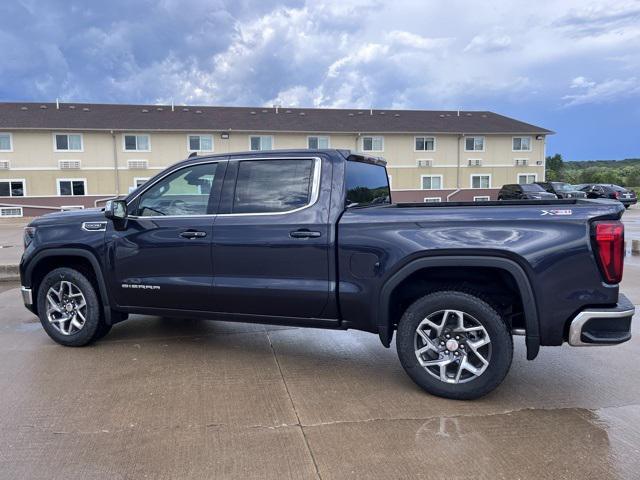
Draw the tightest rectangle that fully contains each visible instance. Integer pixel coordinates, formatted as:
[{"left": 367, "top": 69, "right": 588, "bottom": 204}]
[{"left": 1, "top": 0, "right": 639, "bottom": 159}]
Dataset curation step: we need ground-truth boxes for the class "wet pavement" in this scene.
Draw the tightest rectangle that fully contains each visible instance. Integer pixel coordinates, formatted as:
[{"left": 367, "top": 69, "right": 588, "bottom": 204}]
[{"left": 0, "top": 209, "right": 639, "bottom": 478}]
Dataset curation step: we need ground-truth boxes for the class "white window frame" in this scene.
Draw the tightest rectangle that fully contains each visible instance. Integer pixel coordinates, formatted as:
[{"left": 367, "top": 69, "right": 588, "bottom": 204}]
[
  {"left": 123, "top": 134, "right": 151, "bottom": 152},
  {"left": 307, "top": 135, "right": 330, "bottom": 149},
  {"left": 414, "top": 136, "right": 436, "bottom": 152},
  {"left": 361, "top": 136, "right": 384, "bottom": 152},
  {"left": 53, "top": 133, "right": 84, "bottom": 152},
  {"left": 464, "top": 136, "right": 485, "bottom": 152},
  {"left": 249, "top": 135, "right": 274, "bottom": 151},
  {"left": 420, "top": 174, "right": 443, "bottom": 190},
  {"left": 470, "top": 174, "right": 491, "bottom": 189},
  {"left": 0, "top": 178, "right": 26, "bottom": 197},
  {"left": 0, "top": 133, "right": 13, "bottom": 152},
  {"left": 56, "top": 178, "right": 87, "bottom": 196},
  {"left": 424, "top": 197, "right": 442, "bottom": 203},
  {"left": 517, "top": 173, "right": 538, "bottom": 184},
  {"left": 187, "top": 134, "right": 214, "bottom": 153},
  {"left": 133, "top": 177, "right": 150, "bottom": 188},
  {"left": 473, "top": 196, "right": 491, "bottom": 201},
  {"left": 512, "top": 136, "right": 532, "bottom": 152},
  {"left": 0, "top": 206, "right": 23, "bottom": 218}
]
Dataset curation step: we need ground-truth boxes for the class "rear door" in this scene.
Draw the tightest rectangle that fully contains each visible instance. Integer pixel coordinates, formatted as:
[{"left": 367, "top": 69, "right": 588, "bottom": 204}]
[
  {"left": 108, "top": 160, "right": 225, "bottom": 311},
  {"left": 211, "top": 156, "right": 331, "bottom": 319}
]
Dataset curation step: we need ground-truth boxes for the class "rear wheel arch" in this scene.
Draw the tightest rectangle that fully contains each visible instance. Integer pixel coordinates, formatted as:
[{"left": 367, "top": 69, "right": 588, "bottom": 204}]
[{"left": 377, "top": 255, "right": 540, "bottom": 359}]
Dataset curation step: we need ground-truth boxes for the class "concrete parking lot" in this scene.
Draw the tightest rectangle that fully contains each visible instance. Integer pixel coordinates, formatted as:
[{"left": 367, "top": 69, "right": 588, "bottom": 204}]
[{"left": 0, "top": 208, "right": 639, "bottom": 479}]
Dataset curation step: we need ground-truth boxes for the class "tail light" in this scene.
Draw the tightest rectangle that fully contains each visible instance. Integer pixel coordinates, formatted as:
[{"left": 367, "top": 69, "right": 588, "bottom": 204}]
[
  {"left": 593, "top": 221, "right": 624, "bottom": 284},
  {"left": 613, "top": 191, "right": 620, "bottom": 199}
]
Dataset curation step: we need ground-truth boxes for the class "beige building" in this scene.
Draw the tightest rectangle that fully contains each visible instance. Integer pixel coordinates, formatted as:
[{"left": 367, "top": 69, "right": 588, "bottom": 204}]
[{"left": 0, "top": 102, "right": 552, "bottom": 217}]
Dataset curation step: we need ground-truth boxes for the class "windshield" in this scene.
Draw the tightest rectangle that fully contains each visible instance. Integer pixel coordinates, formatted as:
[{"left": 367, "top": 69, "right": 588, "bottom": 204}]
[
  {"left": 521, "top": 184, "right": 545, "bottom": 192},
  {"left": 551, "top": 182, "right": 575, "bottom": 192},
  {"left": 345, "top": 161, "right": 391, "bottom": 207}
]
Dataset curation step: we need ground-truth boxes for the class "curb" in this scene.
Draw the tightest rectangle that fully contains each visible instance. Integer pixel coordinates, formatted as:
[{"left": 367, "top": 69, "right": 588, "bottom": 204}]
[{"left": 0, "top": 264, "right": 19, "bottom": 282}]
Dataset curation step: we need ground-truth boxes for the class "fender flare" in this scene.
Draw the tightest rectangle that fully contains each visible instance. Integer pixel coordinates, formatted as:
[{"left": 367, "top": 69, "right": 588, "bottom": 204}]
[
  {"left": 24, "top": 248, "right": 116, "bottom": 325},
  {"left": 377, "top": 255, "right": 540, "bottom": 360}
]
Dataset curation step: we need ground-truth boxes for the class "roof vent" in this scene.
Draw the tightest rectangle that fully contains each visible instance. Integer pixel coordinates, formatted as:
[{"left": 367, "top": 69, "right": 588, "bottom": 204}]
[
  {"left": 466, "top": 113, "right": 472, "bottom": 116},
  {"left": 20, "top": 106, "right": 28, "bottom": 110},
  {"left": 195, "top": 110, "right": 202, "bottom": 114},
  {"left": 299, "top": 112, "right": 306, "bottom": 116},
  {"left": 157, "top": 107, "right": 163, "bottom": 111},
  {"left": 394, "top": 113, "right": 400, "bottom": 117},
  {"left": 439, "top": 114, "right": 445, "bottom": 118},
  {"left": 141, "top": 108, "right": 149, "bottom": 113},
  {"left": 40, "top": 105, "right": 47, "bottom": 109},
  {"left": 250, "top": 111, "right": 256, "bottom": 115},
  {"left": 358, "top": 111, "right": 364, "bottom": 115},
  {"left": 481, "top": 114, "right": 488, "bottom": 118},
  {"left": 69, "top": 105, "right": 76, "bottom": 110},
  {"left": 348, "top": 113, "right": 354, "bottom": 116},
  {"left": 285, "top": 110, "right": 292, "bottom": 114},
  {"left": 261, "top": 109, "right": 268, "bottom": 113},
  {"left": 379, "top": 111, "right": 385, "bottom": 115},
  {"left": 83, "top": 107, "right": 90, "bottom": 112},
  {"left": 182, "top": 108, "right": 189, "bottom": 112}
]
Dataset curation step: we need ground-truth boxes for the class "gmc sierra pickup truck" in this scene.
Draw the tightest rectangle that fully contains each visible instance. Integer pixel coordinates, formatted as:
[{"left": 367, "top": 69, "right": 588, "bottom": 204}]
[{"left": 19, "top": 149, "right": 634, "bottom": 399}]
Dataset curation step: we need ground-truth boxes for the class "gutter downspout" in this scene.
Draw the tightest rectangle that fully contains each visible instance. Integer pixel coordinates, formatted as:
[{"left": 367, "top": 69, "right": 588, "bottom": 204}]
[
  {"left": 456, "top": 134, "right": 462, "bottom": 188},
  {"left": 111, "top": 130, "right": 120, "bottom": 196}
]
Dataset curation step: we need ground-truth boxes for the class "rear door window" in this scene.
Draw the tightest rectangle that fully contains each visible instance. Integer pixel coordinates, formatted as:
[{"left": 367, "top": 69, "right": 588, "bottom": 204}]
[
  {"left": 345, "top": 161, "right": 391, "bottom": 206},
  {"left": 232, "top": 159, "right": 316, "bottom": 214}
]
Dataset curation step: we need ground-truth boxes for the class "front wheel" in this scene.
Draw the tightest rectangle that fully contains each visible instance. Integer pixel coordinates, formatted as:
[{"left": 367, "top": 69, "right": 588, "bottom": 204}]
[{"left": 396, "top": 290, "right": 513, "bottom": 400}]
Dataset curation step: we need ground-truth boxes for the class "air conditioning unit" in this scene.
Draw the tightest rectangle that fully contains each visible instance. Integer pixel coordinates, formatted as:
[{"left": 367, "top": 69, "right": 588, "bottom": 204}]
[
  {"left": 0, "top": 160, "right": 9, "bottom": 170},
  {"left": 536, "top": 160, "right": 543, "bottom": 166},
  {"left": 468, "top": 159, "right": 482, "bottom": 166},
  {"left": 59, "top": 160, "right": 81, "bottom": 170},
  {"left": 515, "top": 159, "right": 529, "bottom": 166},
  {"left": 416, "top": 159, "right": 432, "bottom": 167},
  {"left": 128, "top": 159, "right": 149, "bottom": 169}
]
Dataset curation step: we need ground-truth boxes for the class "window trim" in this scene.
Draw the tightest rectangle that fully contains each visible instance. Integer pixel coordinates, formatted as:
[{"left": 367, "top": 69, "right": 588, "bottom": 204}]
[
  {"left": 0, "top": 133, "right": 13, "bottom": 152},
  {"left": 307, "top": 135, "right": 331, "bottom": 149},
  {"left": 53, "top": 133, "right": 84, "bottom": 152},
  {"left": 470, "top": 174, "right": 491, "bottom": 189},
  {"left": 0, "top": 178, "right": 26, "bottom": 197},
  {"left": 512, "top": 136, "right": 532, "bottom": 152},
  {"left": 464, "top": 135, "right": 485, "bottom": 152},
  {"left": 123, "top": 133, "right": 151, "bottom": 152},
  {"left": 361, "top": 135, "right": 384, "bottom": 152},
  {"left": 420, "top": 174, "right": 443, "bottom": 190},
  {"left": 56, "top": 178, "right": 87, "bottom": 196},
  {"left": 414, "top": 136, "right": 437, "bottom": 152},
  {"left": 0, "top": 206, "right": 23, "bottom": 218},
  {"left": 187, "top": 134, "right": 214, "bottom": 153},
  {"left": 248, "top": 135, "right": 274, "bottom": 151},
  {"left": 517, "top": 173, "right": 538, "bottom": 184}
]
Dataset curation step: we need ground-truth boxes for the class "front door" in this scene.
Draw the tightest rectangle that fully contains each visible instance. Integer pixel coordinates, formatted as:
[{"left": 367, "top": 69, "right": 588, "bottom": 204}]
[
  {"left": 107, "top": 160, "right": 224, "bottom": 311},
  {"left": 212, "top": 156, "right": 330, "bottom": 319}
]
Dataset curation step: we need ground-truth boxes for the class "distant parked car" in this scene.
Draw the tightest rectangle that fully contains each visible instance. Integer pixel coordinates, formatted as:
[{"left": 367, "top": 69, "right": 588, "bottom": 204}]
[
  {"left": 534, "top": 181, "right": 587, "bottom": 199},
  {"left": 576, "top": 184, "right": 637, "bottom": 209},
  {"left": 497, "top": 184, "right": 557, "bottom": 200}
]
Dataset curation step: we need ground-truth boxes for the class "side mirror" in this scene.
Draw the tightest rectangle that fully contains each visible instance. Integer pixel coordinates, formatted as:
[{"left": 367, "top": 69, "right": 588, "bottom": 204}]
[{"left": 104, "top": 200, "right": 128, "bottom": 220}]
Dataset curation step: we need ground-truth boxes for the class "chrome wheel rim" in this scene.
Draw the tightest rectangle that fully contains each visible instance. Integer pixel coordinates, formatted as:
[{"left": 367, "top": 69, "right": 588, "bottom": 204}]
[
  {"left": 414, "top": 309, "right": 492, "bottom": 384},
  {"left": 45, "top": 281, "right": 87, "bottom": 335}
]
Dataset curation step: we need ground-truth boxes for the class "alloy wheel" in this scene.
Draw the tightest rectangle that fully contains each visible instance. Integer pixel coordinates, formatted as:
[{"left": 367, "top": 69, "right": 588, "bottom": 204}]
[{"left": 45, "top": 280, "right": 88, "bottom": 335}]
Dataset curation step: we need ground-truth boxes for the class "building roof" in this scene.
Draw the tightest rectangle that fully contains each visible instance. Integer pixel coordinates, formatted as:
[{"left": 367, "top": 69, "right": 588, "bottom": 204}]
[{"left": 0, "top": 102, "right": 553, "bottom": 135}]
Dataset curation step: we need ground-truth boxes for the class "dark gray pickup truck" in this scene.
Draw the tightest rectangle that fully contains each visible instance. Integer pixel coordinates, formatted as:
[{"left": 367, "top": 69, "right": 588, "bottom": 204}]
[{"left": 20, "top": 149, "right": 634, "bottom": 399}]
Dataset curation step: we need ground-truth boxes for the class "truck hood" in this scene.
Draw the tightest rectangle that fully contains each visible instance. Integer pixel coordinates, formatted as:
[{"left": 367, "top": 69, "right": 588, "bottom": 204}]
[{"left": 28, "top": 208, "right": 106, "bottom": 227}]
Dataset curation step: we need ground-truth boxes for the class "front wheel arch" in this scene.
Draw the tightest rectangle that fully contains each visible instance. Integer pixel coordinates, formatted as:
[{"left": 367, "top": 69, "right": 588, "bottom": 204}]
[{"left": 377, "top": 255, "right": 540, "bottom": 360}]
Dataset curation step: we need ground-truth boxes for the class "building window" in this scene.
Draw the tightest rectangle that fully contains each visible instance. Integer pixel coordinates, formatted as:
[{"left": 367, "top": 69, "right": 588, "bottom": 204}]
[
  {"left": 0, "top": 207, "right": 23, "bottom": 218},
  {"left": 361, "top": 136, "right": 384, "bottom": 152},
  {"left": 249, "top": 135, "right": 273, "bottom": 151},
  {"left": 415, "top": 136, "right": 435, "bottom": 151},
  {"left": 464, "top": 136, "right": 484, "bottom": 152},
  {"left": 512, "top": 136, "right": 532, "bottom": 151},
  {"left": 54, "top": 133, "right": 83, "bottom": 152},
  {"left": 57, "top": 179, "right": 86, "bottom": 196},
  {"left": 307, "top": 136, "right": 330, "bottom": 149},
  {"left": 134, "top": 177, "right": 149, "bottom": 188},
  {"left": 124, "top": 134, "right": 150, "bottom": 152},
  {"left": 188, "top": 134, "right": 213, "bottom": 152},
  {"left": 0, "top": 133, "right": 12, "bottom": 152},
  {"left": 474, "top": 196, "right": 491, "bottom": 201},
  {"left": 0, "top": 179, "right": 25, "bottom": 197},
  {"left": 518, "top": 174, "right": 537, "bottom": 184},
  {"left": 471, "top": 174, "right": 491, "bottom": 188},
  {"left": 424, "top": 197, "right": 442, "bottom": 203},
  {"left": 421, "top": 175, "right": 443, "bottom": 190}
]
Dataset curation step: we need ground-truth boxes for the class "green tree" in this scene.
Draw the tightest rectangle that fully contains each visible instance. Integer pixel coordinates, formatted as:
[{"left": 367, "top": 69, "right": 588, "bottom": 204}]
[{"left": 545, "top": 153, "right": 564, "bottom": 181}]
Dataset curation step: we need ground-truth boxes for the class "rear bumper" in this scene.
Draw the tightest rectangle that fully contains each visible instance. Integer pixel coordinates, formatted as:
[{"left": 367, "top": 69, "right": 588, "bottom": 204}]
[{"left": 568, "top": 294, "right": 635, "bottom": 346}]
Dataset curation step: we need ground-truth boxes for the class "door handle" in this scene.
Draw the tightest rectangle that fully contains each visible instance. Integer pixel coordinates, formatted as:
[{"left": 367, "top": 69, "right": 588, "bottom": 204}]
[
  {"left": 180, "top": 230, "right": 207, "bottom": 239},
  {"left": 290, "top": 229, "right": 321, "bottom": 239}
]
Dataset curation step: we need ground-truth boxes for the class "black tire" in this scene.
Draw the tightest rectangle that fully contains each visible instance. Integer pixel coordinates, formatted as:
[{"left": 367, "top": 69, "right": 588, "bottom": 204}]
[
  {"left": 37, "top": 267, "right": 106, "bottom": 347},
  {"left": 396, "top": 290, "right": 513, "bottom": 400},
  {"left": 497, "top": 196, "right": 503, "bottom": 200}
]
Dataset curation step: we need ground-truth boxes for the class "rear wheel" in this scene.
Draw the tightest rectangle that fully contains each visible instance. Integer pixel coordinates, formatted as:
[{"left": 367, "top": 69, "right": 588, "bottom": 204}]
[
  {"left": 396, "top": 290, "right": 513, "bottom": 400},
  {"left": 37, "top": 267, "right": 108, "bottom": 346}
]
